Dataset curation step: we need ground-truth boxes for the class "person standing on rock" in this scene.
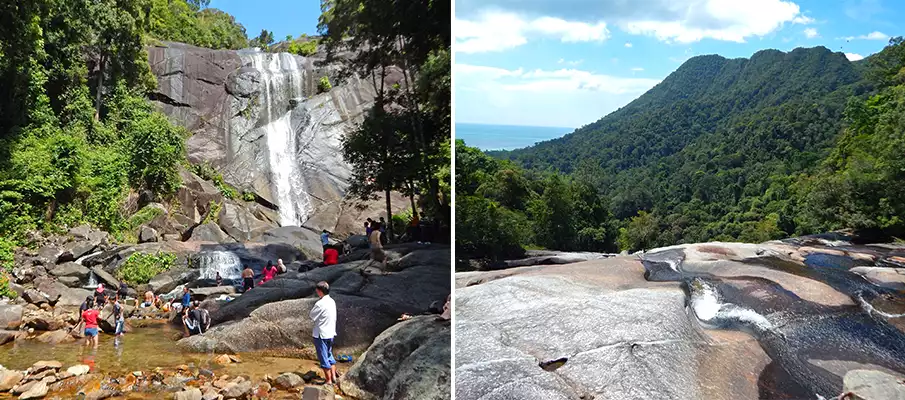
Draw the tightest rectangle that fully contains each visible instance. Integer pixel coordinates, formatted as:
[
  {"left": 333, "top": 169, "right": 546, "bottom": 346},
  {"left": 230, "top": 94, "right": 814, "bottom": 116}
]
[
  {"left": 321, "top": 229, "right": 331, "bottom": 251},
  {"left": 365, "top": 218, "right": 374, "bottom": 240},
  {"left": 310, "top": 281, "right": 338, "bottom": 386},
  {"left": 95, "top": 283, "right": 108, "bottom": 307},
  {"left": 379, "top": 217, "right": 388, "bottom": 245},
  {"left": 216, "top": 272, "right": 222, "bottom": 287},
  {"left": 113, "top": 297, "right": 125, "bottom": 337},
  {"left": 242, "top": 265, "right": 255, "bottom": 292},
  {"left": 82, "top": 299, "right": 100, "bottom": 348},
  {"left": 370, "top": 222, "right": 387, "bottom": 272}
]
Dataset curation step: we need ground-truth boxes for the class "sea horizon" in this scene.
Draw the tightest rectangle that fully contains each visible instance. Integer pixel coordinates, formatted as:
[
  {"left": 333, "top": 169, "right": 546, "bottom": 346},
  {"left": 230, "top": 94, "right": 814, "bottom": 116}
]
[{"left": 455, "top": 122, "right": 575, "bottom": 151}]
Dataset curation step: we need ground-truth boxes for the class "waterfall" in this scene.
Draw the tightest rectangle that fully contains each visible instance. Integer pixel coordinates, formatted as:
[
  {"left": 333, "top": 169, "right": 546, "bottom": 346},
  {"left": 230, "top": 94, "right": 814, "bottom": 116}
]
[
  {"left": 241, "top": 49, "right": 311, "bottom": 226},
  {"left": 86, "top": 271, "right": 98, "bottom": 289},
  {"left": 197, "top": 251, "right": 242, "bottom": 280}
]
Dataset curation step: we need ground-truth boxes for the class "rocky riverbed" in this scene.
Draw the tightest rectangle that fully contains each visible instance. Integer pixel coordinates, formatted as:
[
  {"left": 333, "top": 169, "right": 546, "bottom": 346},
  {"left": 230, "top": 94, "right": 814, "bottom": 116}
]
[{"left": 455, "top": 234, "right": 905, "bottom": 400}]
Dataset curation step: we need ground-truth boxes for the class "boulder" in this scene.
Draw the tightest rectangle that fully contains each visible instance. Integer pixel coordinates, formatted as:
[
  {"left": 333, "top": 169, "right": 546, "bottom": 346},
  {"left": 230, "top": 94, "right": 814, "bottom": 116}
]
[
  {"left": 273, "top": 372, "right": 303, "bottom": 390},
  {"left": 302, "top": 386, "right": 335, "bottom": 400},
  {"left": 189, "top": 223, "right": 235, "bottom": 243},
  {"left": 217, "top": 203, "right": 274, "bottom": 242},
  {"left": 49, "top": 262, "right": 90, "bottom": 279},
  {"left": 22, "top": 290, "right": 49, "bottom": 305},
  {"left": 18, "top": 381, "right": 47, "bottom": 399},
  {"left": 253, "top": 226, "right": 322, "bottom": 257},
  {"left": 178, "top": 295, "right": 400, "bottom": 357},
  {"left": 0, "top": 329, "right": 24, "bottom": 345},
  {"left": 58, "top": 276, "right": 82, "bottom": 287},
  {"left": 340, "top": 316, "right": 450, "bottom": 400},
  {"left": 33, "top": 277, "right": 67, "bottom": 304},
  {"left": 34, "top": 245, "right": 63, "bottom": 266},
  {"left": 58, "top": 239, "right": 101, "bottom": 263},
  {"left": 89, "top": 267, "right": 120, "bottom": 289},
  {"left": 176, "top": 388, "right": 203, "bottom": 400},
  {"left": 35, "top": 330, "right": 75, "bottom": 345},
  {"left": 30, "top": 360, "right": 63, "bottom": 373},
  {"left": 56, "top": 288, "right": 93, "bottom": 309},
  {"left": 190, "top": 286, "right": 237, "bottom": 298},
  {"left": 843, "top": 369, "right": 905, "bottom": 400},
  {"left": 139, "top": 226, "right": 159, "bottom": 243},
  {"left": 23, "top": 310, "right": 66, "bottom": 331},
  {"left": 0, "top": 304, "right": 23, "bottom": 329},
  {"left": 221, "top": 380, "right": 252, "bottom": 399},
  {"left": 345, "top": 235, "right": 369, "bottom": 249},
  {"left": 66, "top": 365, "right": 91, "bottom": 377},
  {"left": 68, "top": 225, "right": 92, "bottom": 239},
  {"left": 148, "top": 268, "right": 200, "bottom": 294},
  {"left": 0, "top": 370, "right": 23, "bottom": 391}
]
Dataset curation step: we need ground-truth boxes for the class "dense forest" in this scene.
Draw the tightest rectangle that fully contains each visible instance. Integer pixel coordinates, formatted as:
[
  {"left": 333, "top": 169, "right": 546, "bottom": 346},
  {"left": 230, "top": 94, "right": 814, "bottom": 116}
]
[{"left": 458, "top": 38, "right": 905, "bottom": 259}]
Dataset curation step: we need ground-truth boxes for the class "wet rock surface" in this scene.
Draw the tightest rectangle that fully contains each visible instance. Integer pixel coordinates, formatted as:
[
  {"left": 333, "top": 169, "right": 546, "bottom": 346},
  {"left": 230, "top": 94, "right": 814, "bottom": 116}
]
[{"left": 455, "top": 239, "right": 905, "bottom": 400}]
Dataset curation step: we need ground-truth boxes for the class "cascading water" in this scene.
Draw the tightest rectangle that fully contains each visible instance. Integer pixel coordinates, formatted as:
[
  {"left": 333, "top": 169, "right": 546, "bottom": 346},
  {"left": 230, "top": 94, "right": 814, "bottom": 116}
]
[
  {"left": 197, "top": 251, "right": 243, "bottom": 280},
  {"left": 241, "top": 50, "right": 311, "bottom": 226},
  {"left": 85, "top": 271, "right": 98, "bottom": 289}
]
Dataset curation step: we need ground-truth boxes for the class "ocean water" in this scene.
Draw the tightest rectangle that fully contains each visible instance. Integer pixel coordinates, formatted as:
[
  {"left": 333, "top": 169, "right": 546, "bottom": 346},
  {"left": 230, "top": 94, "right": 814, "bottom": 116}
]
[{"left": 455, "top": 123, "right": 574, "bottom": 151}]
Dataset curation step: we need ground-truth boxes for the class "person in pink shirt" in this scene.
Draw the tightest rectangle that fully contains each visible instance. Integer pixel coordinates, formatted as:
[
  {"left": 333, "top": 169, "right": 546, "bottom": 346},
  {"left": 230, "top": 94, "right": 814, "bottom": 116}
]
[{"left": 258, "top": 261, "right": 276, "bottom": 285}]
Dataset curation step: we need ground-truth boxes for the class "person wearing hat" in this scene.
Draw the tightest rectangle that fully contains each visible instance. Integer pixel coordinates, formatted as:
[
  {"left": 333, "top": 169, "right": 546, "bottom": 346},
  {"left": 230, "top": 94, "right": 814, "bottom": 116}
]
[{"left": 94, "top": 283, "right": 108, "bottom": 307}]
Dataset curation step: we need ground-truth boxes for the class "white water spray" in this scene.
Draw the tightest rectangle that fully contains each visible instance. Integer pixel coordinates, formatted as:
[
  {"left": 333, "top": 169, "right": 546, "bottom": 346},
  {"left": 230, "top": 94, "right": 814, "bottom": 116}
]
[{"left": 197, "top": 251, "right": 243, "bottom": 280}]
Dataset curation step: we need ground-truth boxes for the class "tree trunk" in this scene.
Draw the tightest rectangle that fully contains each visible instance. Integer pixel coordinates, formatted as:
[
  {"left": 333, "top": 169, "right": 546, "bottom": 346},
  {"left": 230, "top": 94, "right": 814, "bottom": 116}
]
[
  {"left": 94, "top": 52, "right": 106, "bottom": 121},
  {"left": 408, "top": 180, "right": 419, "bottom": 220},
  {"left": 385, "top": 188, "right": 393, "bottom": 244}
]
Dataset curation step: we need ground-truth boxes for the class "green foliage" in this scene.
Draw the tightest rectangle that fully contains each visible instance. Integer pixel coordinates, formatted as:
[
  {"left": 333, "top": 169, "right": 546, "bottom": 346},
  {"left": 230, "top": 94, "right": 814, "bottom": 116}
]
[
  {"left": 250, "top": 29, "right": 274, "bottom": 50},
  {"left": 456, "top": 140, "right": 617, "bottom": 259},
  {"left": 190, "top": 162, "right": 237, "bottom": 199},
  {"left": 203, "top": 200, "right": 222, "bottom": 225},
  {"left": 456, "top": 196, "right": 530, "bottom": 260},
  {"left": 0, "top": 237, "right": 15, "bottom": 273},
  {"left": 117, "top": 252, "right": 177, "bottom": 285},
  {"left": 146, "top": 0, "right": 248, "bottom": 50},
  {"left": 494, "top": 44, "right": 905, "bottom": 246},
  {"left": 241, "top": 191, "right": 256, "bottom": 202},
  {"left": 0, "top": 274, "right": 16, "bottom": 299},
  {"left": 127, "top": 205, "right": 164, "bottom": 230},
  {"left": 288, "top": 38, "right": 318, "bottom": 56},
  {"left": 318, "top": 76, "right": 332, "bottom": 93}
]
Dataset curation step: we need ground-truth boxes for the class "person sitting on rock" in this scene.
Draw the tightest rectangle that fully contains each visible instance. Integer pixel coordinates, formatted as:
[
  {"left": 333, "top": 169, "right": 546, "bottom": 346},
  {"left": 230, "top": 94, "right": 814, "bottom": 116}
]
[
  {"left": 242, "top": 265, "right": 255, "bottom": 292},
  {"left": 369, "top": 222, "right": 388, "bottom": 272},
  {"left": 216, "top": 272, "right": 222, "bottom": 287},
  {"left": 323, "top": 245, "right": 339, "bottom": 266},
  {"left": 141, "top": 291, "right": 155, "bottom": 308},
  {"left": 82, "top": 299, "right": 100, "bottom": 348},
  {"left": 310, "top": 281, "right": 338, "bottom": 386},
  {"left": 259, "top": 261, "right": 276, "bottom": 285},
  {"left": 277, "top": 259, "right": 287, "bottom": 273},
  {"left": 182, "top": 306, "right": 199, "bottom": 337}
]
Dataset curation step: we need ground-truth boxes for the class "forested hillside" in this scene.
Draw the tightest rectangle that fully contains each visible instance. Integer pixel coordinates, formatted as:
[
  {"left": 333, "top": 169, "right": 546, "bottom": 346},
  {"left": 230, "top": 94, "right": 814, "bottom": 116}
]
[
  {"left": 458, "top": 39, "right": 905, "bottom": 259},
  {"left": 0, "top": 0, "right": 252, "bottom": 248}
]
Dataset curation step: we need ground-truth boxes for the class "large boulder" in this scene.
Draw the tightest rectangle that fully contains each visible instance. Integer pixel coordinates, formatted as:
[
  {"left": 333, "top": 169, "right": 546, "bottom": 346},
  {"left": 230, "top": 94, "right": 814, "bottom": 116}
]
[
  {"left": 56, "top": 288, "right": 93, "bottom": 309},
  {"left": 49, "top": 262, "right": 90, "bottom": 279},
  {"left": 253, "top": 226, "right": 323, "bottom": 258},
  {"left": 148, "top": 267, "right": 200, "bottom": 294},
  {"left": 340, "top": 316, "right": 451, "bottom": 400},
  {"left": 33, "top": 276, "right": 68, "bottom": 304},
  {"left": 0, "top": 304, "right": 23, "bottom": 329},
  {"left": 188, "top": 223, "right": 235, "bottom": 243},
  {"left": 89, "top": 267, "right": 120, "bottom": 289},
  {"left": 217, "top": 203, "right": 274, "bottom": 242},
  {"left": 58, "top": 235, "right": 104, "bottom": 263},
  {"left": 178, "top": 294, "right": 400, "bottom": 357},
  {"left": 139, "top": 226, "right": 159, "bottom": 243}
]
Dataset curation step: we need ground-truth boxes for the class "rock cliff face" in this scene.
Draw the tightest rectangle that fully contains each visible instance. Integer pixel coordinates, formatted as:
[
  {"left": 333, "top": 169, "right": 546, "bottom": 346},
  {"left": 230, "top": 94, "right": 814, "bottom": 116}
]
[
  {"left": 455, "top": 238, "right": 905, "bottom": 400},
  {"left": 147, "top": 41, "right": 401, "bottom": 233}
]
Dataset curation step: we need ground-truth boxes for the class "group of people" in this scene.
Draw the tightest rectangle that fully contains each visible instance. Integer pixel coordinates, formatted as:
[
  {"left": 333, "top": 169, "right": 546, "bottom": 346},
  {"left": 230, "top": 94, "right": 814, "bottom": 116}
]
[
  {"left": 241, "top": 259, "right": 287, "bottom": 292},
  {"left": 75, "top": 290, "right": 127, "bottom": 347}
]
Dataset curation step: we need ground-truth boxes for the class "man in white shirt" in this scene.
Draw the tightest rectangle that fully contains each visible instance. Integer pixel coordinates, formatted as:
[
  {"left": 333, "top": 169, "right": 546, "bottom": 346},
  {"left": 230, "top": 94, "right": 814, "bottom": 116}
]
[{"left": 310, "top": 281, "right": 338, "bottom": 385}]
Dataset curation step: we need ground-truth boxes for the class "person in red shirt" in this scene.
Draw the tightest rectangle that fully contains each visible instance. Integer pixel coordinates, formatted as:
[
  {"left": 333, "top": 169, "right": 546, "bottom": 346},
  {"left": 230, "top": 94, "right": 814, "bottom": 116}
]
[
  {"left": 323, "top": 246, "right": 339, "bottom": 266},
  {"left": 82, "top": 299, "right": 100, "bottom": 348}
]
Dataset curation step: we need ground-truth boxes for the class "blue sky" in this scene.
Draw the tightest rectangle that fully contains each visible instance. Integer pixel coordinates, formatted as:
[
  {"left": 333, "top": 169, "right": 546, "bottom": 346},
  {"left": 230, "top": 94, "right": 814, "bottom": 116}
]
[
  {"left": 456, "top": 0, "right": 904, "bottom": 128},
  {"left": 208, "top": 0, "right": 321, "bottom": 40}
]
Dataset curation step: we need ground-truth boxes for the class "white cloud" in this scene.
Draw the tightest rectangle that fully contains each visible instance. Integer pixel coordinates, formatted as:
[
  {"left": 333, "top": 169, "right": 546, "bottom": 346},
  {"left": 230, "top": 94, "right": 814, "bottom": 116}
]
[
  {"left": 456, "top": 63, "right": 662, "bottom": 127},
  {"left": 459, "top": 0, "right": 813, "bottom": 45},
  {"left": 455, "top": 11, "right": 610, "bottom": 53},
  {"left": 845, "top": 53, "right": 865, "bottom": 61},
  {"left": 558, "top": 58, "right": 584, "bottom": 66},
  {"left": 804, "top": 28, "right": 819, "bottom": 38},
  {"left": 458, "top": 63, "right": 659, "bottom": 94},
  {"left": 843, "top": 31, "right": 889, "bottom": 41},
  {"left": 625, "top": 42, "right": 633, "bottom": 48}
]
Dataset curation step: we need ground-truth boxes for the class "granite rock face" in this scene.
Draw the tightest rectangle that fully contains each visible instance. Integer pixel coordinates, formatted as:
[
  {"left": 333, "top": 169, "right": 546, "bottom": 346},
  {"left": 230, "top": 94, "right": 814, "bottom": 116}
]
[
  {"left": 147, "top": 41, "right": 400, "bottom": 232},
  {"left": 455, "top": 241, "right": 905, "bottom": 400}
]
